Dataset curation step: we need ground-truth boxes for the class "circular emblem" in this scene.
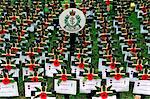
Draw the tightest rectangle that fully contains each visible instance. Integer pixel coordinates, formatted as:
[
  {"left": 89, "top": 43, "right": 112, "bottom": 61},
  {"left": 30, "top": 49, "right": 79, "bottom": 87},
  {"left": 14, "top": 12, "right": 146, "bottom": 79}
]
[{"left": 59, "top": 8, "right": 86, "bottom": 33}]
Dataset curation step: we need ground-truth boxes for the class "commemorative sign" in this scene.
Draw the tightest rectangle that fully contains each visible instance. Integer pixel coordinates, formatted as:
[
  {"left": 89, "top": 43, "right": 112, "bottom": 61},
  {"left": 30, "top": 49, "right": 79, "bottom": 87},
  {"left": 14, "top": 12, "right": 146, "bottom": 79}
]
[{"left": 59, "top": 8, "right": 86, "bottom": 33}]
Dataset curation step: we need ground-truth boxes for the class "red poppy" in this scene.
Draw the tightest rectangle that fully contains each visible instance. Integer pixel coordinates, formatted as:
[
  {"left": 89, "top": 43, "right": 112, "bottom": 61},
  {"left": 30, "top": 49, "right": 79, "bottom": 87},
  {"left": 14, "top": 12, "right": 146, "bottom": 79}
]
[
  {"left": 0, "top": 39, "right": 3, "bottom": 42},
  {"left": 131, "top": 48, "right": 136, "bottom": 53},
  {"left": 0, "top": 30, "right": 6, "bottom": 34},
  {"left": 128, "top": 40, "right": 133, "bottom": 46},
  {"left": 36, "top": 8, "right": 40, "bottom": 12},
  {"left": 39, "top": 92, "right": 47, "bottom": 99},
  {"left": 136, "top": 64, "right": 143, "bottom": 71},
  {"left": 4, "top": 65, "right": 12, "bottom": 71},
  {"left": 87, "top": 73, "right": 93, "bottom": 80},
  {"left": 31, "top": 77, "right": 38, "bottom": 82},
  {"left": 7, "top": 22, "right": 11, "bottom": 26},
  {"left": 37, "top": 48, "right": 41, "bottom": 53},
  {"left": 53, "top": 60, "right": 60, "bottom": 67},
  {"left": 107, "top": 55, "right": 112, "bottom": 60},
  {"left": 114, "top": 74, "right": 122, "bottom": 80},
  {"left": 63, "top": 36, "right": 67, "bottom": 41},
  {"left": 28, "top": 52, "right": 34, "bottom": 57},
  {"left": 141, "top": 74, "right": 149, "bottom": 80},
  {"left": 12, "top": 16, "right": 16, "bottom": 21},
  {"left": 82, "top": 8, "right": 87, "bottom": 14},
  {"left": 77, "top": 54, "right": 81, "bottom": 59},
  {"left": 100, "top": 92, "right": 108, "bottom": 99},
  {"left": 2, "top": 78, "right": 10, "bottom": 85},
  {"left": 59, "top": 49, "right": 64, "bottom": 54},
  {"left": 6, "top": 53, "right": 10, "bottom": 56},
  {"left": 11, "top": 47, "right": 18, "bottom": 53},
  {"left": 101, "top": 35, "right": 107, "bottom": 41},
  {"left": 61, "top": 74, "right": 67, "bottom": 81},
  {"left": 27, "top": 21, "right": 31, "bottom": 25},
  {"left": 78, "top": 63, "right": 84, "bottom": 69},
  {"left": 83, "top": 41, "right": 88, "bottom": 47},
  {"left": 44, "top": 22, "right": 48, "bottom": 27},
  {"left": 106, "top": 0, "right": 110, "bottom": 6},
  {"left": 109, "top": 63, "right": 116, "bottom": 69},
  {"left": 142, "top": 7, "right": 147, "bottom": 13},
  {"left": 29, "top": 64, "right": 35, "bottom": 71},
  {"left": 21, "top": 30, "right": 25, "bottom": 36},
  {"left": 18, "top": 36, "right": 21, "bottom": 41}
]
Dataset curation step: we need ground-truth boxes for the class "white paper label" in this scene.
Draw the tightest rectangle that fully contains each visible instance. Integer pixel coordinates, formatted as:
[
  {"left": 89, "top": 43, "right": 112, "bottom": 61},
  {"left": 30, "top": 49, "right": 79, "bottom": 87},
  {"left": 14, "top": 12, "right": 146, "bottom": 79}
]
[{"left": 54, "top": 79, "right": 77, "bottom": 95}]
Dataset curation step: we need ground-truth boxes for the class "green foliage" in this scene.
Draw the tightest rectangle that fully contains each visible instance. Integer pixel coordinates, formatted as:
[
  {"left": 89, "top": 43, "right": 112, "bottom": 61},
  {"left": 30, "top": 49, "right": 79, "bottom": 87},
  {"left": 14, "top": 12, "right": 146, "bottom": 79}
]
[{"left": 91, "top": 23, "right": 99, "bottom": 68}]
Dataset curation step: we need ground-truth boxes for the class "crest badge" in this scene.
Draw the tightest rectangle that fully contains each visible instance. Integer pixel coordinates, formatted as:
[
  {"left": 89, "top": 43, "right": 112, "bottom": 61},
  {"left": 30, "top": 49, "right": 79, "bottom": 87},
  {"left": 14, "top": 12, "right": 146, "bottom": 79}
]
[{"left": 59, "top": 8, "right": 86, "bottom": 33}]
